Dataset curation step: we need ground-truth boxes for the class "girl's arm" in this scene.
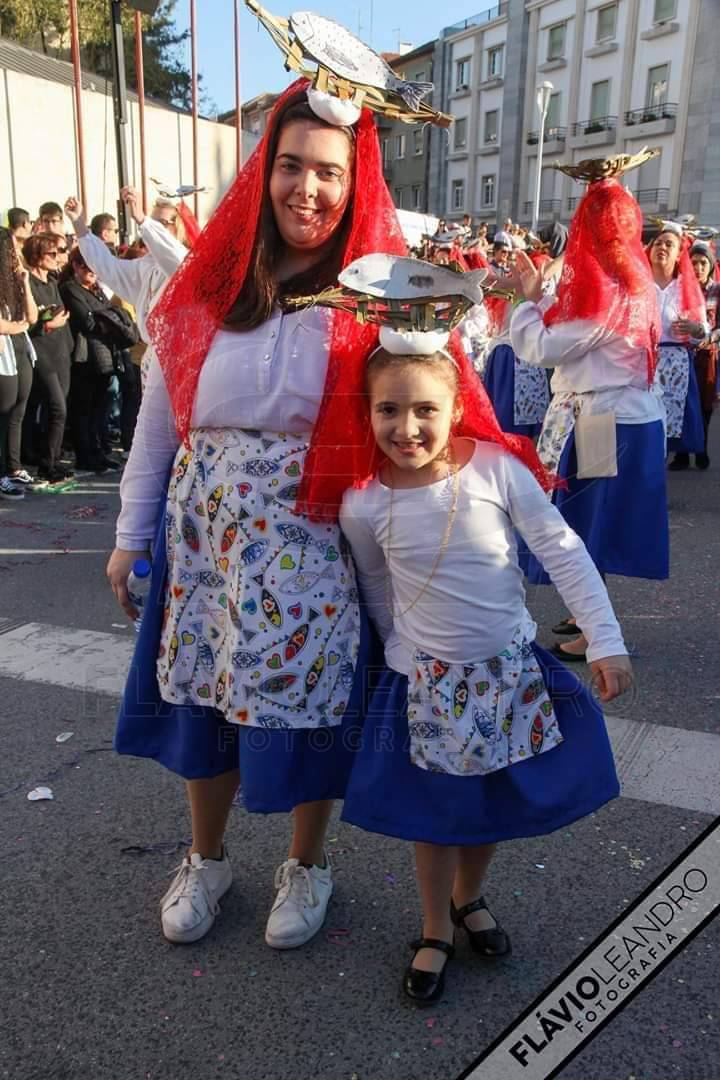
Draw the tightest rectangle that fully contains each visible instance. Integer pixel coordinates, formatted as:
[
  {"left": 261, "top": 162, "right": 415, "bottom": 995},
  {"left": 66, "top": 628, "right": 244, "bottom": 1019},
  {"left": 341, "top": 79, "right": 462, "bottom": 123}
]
[
  {"left": 339, "top": 492, "right": 394, "bottom": 643},
  {"left": 18, "top": 266, "right": 38, "bottom": 324},
  {"left": 502, "top": 454, "right": 627, "bottom": 664}
]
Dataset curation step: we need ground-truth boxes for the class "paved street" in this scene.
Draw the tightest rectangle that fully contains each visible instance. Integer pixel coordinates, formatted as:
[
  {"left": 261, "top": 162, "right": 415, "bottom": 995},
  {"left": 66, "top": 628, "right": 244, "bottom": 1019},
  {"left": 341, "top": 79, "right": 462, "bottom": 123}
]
[{"left": 1, "top": 435, "right": 718, "bottom": 1080}]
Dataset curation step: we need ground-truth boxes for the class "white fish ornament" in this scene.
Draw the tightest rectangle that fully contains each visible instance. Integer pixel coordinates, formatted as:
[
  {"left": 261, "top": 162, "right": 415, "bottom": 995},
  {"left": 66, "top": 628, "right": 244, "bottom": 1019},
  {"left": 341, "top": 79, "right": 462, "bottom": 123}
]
[
  {"left": 339, "top": 254, "right": 487, "bottom": 306},
  {"left": 289, "top": 12, "right": 433, "bottom": 111}
]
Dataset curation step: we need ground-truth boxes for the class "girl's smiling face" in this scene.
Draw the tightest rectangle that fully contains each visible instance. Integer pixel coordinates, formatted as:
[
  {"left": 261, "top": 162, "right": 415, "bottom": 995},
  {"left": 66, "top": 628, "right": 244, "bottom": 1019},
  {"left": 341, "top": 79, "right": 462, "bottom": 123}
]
[
  {"left": 269, "top": 119, "right": 353, "bottom": 255},
  {"left": 369, "top": 360, "right": 461, "bottom": 482}
]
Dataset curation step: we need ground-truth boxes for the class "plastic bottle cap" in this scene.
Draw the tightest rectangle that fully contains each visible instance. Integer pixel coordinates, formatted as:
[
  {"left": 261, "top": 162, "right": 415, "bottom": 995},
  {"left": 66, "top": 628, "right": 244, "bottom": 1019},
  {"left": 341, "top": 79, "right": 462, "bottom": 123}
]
[{"left": 132, "top": 558, "right": 152, "bottom": 578}]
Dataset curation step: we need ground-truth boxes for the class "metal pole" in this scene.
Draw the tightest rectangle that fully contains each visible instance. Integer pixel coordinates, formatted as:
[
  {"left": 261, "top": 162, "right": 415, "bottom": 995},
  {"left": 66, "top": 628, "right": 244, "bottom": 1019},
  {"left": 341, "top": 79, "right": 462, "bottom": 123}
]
[
  {"left": 531, "top": 109, "right": 546, "bottom": 234},
  {"left": 68, "top": 0, "right": 88, "bottom": 209},
  {"left": 234, "top": 0, "right": 242, "bottom": 174},
  {"left": 109, "top": 0, "right": 130, "bottom": 241},
  {"left": 190, "top": 0, "right": 199, "bottom": 218},
  {"left": 134, "top": 10, "right": 148, "bottom": 216}
]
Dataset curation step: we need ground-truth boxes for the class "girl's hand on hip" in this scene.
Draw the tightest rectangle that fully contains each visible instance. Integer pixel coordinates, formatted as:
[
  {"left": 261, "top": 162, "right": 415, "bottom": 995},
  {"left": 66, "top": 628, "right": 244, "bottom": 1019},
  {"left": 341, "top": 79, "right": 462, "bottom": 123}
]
[
  {"left": 590, "top": 654, "right": 633, "bottom": 703},
  {"left": 107, "top": 547, "right": 150, "bottom": 620}
]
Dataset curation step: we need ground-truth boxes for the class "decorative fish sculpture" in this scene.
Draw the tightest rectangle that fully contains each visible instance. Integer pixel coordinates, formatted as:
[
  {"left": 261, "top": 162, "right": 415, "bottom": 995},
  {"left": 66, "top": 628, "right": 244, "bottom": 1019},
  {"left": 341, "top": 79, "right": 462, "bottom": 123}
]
[
  {"left": 239, "top": 541, "right": 268, "bottom": 566},
  {"left": 150, "top": 176, "right": 209, "bottom": 198},
  {"left": 339, "top": 254, "right": 487, "bottom": 305},
  {"left": 288, "top": 11, "right": 433, "bottom": 111},
  {"left": 178, "top": 570, "right": 225, "bottom": 588},
  {"left": 284, "top": 624, "right": 309, "bottom": 662},
  {"left": 530, "top": 713, "right": 545, "bottom": 755}
]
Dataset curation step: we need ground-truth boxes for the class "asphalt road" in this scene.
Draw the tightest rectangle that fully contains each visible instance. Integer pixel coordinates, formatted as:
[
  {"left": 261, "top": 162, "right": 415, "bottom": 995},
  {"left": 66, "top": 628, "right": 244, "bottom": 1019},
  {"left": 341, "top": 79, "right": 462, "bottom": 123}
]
[{"left": 1, "top": 431, "right": 719, "bottom": 1080}]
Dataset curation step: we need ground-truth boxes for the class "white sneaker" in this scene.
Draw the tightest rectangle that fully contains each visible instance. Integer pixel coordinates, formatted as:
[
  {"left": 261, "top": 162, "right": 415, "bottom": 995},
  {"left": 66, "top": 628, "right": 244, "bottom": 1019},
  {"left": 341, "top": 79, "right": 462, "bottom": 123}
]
[
  {"left": 265, "top": 856, "right": 333, "bottom": 949},
  {"left": 160, "top": 849, "right": 232, "bottom": 944}
]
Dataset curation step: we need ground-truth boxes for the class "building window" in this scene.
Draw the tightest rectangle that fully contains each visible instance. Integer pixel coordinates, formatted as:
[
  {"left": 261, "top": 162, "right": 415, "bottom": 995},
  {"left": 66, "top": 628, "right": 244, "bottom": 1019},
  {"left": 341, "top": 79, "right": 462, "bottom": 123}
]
[
  {"left": 413, "top": 69, "right": 426, "bottom": 82},
  {"left": 590, "top": 79, "right": 610, "bottom": 121},
  {"left": 487, "top": 45, "right": 504, "bottom": 79},
  {"left": 413, "top": 128, "right": 424, "bottom": 155},
  {"left": 484, "top": 109, "right": 498, "bottom": 144},
  {"left": 381, "top": 139, "right": 389, "bottom": 166},
  {"left": 395, "top": 133, "right": 406, "bottom": 159},
  {"left": 454, "top": 118, "right": 468, "bottom": 150},
  {"left": 456, "top": 58, "right": 471, "bottom": 90},
  {"left": 653, "top": 0, "right": 676, "bottom": 21},
  {"left": 451, "top": 179, "right": 465, "bottom": 211},
  {"left": 395, "top": 187, "right": 404, "bottom": 209},
  {"left": 545, "top": 92, "right": 561, "bottom": 134},
  {"left": 481, "top": 174, "right": 495, "bottom": 207},
  {"left": 547, "top": 23, "right": 566, "bottom": 61},
  {"left": 596, "top": 3, "right": 617, "bottom": 42},
  {"left": 411, "top": 185, "right": 422, "bottom": 210},
  {"left": 647, "top": 63, "right": 669, "bottom": 108}
]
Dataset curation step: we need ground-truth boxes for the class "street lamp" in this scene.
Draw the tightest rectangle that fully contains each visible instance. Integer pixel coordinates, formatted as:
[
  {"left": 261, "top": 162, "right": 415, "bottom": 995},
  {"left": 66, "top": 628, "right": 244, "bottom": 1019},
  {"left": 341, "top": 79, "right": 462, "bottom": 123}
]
[{"left": 531, "top": 80, "right": 554, "bottom": 234}]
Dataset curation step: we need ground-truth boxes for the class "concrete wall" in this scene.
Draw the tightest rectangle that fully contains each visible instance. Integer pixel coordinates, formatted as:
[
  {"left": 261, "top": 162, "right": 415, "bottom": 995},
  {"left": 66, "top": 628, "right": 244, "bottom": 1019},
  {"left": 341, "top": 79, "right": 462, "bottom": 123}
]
[{"left": 0, "top": 65, "right": 239, "bottom": 227}]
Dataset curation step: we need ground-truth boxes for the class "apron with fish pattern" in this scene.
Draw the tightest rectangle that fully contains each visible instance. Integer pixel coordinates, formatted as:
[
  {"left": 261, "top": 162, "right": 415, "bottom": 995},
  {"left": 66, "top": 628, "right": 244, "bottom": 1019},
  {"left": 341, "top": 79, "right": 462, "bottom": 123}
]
[
  {"left": 158, "top": 429, "right": 360, "bottom": 729},
  {"left": 653, "top": 344, "right": 690, "bottom": 439},
  {"left": 407, "top": 618, "right": 563, "bottom": 776},
  {"left": 514, "top": 357, "right": 550, "bottom": 426}
]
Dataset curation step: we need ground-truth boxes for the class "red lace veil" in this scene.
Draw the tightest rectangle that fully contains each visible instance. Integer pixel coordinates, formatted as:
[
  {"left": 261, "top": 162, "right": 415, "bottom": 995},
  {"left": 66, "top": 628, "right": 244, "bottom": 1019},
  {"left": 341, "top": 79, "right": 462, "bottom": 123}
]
[
  {"left": 176, "top": 200, "right": 202, "bottom": 246},
  {"left": 544, "top": 179, "right": 659, "bottom": 383}
]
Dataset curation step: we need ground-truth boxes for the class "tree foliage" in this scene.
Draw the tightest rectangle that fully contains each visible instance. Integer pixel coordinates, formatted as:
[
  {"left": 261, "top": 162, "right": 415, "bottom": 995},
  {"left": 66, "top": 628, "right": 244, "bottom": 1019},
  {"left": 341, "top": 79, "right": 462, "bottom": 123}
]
[{"left": 0, "top": 0, "right": 210, "bottom": 112}]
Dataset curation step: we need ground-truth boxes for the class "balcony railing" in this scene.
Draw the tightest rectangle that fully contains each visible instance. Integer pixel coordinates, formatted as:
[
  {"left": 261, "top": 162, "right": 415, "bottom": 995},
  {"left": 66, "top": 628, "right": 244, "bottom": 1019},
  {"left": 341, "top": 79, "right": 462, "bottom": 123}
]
[
  {"left": 567, "top": 196, "right": 582, "bottom": 211},
  {"left": 527, "top": 126, "right": 567, "bottom": 145},
  {"left": 571, "top": 115, "right": 617, "bottom": 136},
  {"left": 523, "top": 199, "right": 562, "bottom": 216},
  {"left": 636, "top": 188, "right": 670, "bottom": 206},
  {"left": 442, "top": 2, "right": 508, "bottom": 36},
  {"left": 624, "top": 103, "right": 678, "bottom": 125}
]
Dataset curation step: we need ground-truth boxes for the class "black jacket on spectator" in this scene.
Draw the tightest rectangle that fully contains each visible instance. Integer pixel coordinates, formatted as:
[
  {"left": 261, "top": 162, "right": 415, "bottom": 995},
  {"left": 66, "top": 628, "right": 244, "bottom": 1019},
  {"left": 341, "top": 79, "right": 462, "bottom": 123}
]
[{"left": 60, "top": 279, "right": 119, "bottom": 376}]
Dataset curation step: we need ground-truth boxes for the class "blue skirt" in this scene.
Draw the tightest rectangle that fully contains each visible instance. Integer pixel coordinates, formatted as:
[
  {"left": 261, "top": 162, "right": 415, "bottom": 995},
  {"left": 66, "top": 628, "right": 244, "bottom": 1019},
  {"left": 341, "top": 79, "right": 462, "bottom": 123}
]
[
  {"left": 482, "top": 344, "right": 544, "bottom": 438},
  {"left": 341, "top": 644, "right": 619, "bottom": 846},
  {"left": 522, "top": 420, "right": 669, "bottom": 585},
  {"left": 668, "top": 356, "right": 705, "bottom": 453},
  {"left": 115, "top": 511, "right": 376, "bottom": 812}
]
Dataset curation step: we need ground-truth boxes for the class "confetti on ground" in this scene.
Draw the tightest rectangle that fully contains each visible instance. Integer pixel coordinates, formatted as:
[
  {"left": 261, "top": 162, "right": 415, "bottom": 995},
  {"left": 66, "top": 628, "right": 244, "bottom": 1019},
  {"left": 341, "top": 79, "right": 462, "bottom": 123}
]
[
  {"left": 672, "top": 1040, "right": 683, "bottom": 1048},
  {"left": 431, "top": 1037, "right": 444, "bottom": 1047},
  {"left": 425, "top": 1017, "right": 436, "bottom": 1028},
  {"left": 391, "top": 1051, "right": 401, "bottom": 1059},
  {"left": 120, "top": 837, "right": 193, "bottom": 856},
  {"left": 55, "top": 732, "right": 74, "bottom": 743},
  {"left": 384, "top": 872, "right": 396, "bottom": 885},
  {"left": 513, "top": 889, "right": 523, "bottom": 897},
  {"left": 535, "top": 863, "right": 545, "bottom": 870},
  {"left": 192, "top": 969, "right": 203, "bottom": 978},
  {"left": 111, "top": 623, "right": 127, "bottom": 629},
  {"left": 248, "top": 969, "right": 257, "bottom": 978},
  {"left": 27, "top": 786, "right": 53, "bottom": 801},
  {"left": 64, "top": 504, "right": 108, "bottom": 519}
]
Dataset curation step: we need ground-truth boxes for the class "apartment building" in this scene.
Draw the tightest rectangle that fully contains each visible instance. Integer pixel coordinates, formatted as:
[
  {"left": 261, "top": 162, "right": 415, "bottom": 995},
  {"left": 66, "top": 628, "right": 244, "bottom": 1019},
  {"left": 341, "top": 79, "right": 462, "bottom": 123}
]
[
  {"left": 379, "top": 42, "right": 437, "bottom": 214},
  {"left": 430, "top": 0, "right": 719, "bottom": 226}
]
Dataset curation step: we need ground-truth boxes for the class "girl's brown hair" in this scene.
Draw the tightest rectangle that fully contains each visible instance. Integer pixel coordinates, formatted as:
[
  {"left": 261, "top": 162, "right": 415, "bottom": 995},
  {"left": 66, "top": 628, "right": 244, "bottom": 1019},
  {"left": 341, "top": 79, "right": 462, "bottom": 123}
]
[
  {"left": 223, "top": 94, "right": 355, "bottom": 330},
  {"left": 0, "top": 228, "right": 24, "bottom": 319},
  {"left": 365, "top": 348, "right": 460, "bottom": 394}
]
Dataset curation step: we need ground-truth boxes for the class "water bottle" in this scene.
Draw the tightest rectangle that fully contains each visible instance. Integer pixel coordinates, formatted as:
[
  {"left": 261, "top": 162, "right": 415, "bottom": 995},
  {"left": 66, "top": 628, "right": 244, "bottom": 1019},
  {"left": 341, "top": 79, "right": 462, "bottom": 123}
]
[{"left": 127, "top": 558, "right": 152, "bottom": 632}]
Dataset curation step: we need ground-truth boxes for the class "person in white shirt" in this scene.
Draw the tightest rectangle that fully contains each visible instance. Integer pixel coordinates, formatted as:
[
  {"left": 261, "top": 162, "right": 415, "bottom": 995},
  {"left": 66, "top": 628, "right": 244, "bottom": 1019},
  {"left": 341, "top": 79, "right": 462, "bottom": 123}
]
[
  {"left": 339, "top": 341, "right": 630, "bottom": 1006},
  {"left": 647, "top": 223, "right": 708, "bottom": 468},
  {"left": 506, "top": 169, "right": 669, "bottom": 660},
  {"left": 97, "top": 80, "right": 410, "bottom": 953}
]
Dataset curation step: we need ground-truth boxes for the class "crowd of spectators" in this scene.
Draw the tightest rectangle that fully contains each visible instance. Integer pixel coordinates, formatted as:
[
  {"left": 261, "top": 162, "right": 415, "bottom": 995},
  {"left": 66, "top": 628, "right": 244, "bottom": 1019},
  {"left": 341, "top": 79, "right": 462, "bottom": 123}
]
[{"left": 0, "top": 191, "right": 189, "bottom": 498}]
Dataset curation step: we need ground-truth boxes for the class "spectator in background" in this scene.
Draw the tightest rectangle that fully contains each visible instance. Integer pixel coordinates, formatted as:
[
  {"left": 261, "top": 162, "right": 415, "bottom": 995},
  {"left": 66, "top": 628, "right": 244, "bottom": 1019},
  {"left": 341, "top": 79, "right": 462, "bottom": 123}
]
[
  {"left": 7, "top": 209, "right": 33, "bottom": 257},
  {"left": 37, "top": 202, "right": 65, "bottom": 237},
  {"left": 90, "top": 213, "right": 120, "bottom": 253},
  {"left": 0, "top": 228, "right": 38, "bottom": 499},
  {"left": 23, "top": 233, "right": 74, "bottom": 482}
]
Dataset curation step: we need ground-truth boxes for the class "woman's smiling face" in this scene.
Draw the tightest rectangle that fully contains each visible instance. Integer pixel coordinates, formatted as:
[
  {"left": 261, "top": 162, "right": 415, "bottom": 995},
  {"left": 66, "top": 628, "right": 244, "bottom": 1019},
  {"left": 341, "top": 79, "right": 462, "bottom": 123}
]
[{"left": 269, "top": 119, "right": 353, "bottom": 255}]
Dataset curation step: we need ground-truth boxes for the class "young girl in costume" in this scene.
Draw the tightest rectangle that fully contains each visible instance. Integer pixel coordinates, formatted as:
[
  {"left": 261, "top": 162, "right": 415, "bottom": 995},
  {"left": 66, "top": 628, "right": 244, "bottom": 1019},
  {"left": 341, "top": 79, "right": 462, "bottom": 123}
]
[
  {"left": 104, "top": 80, "right": 410, "bottom": 949},
  {"left": 338, "top": 323, "right": 632, "bottom": 1005}
]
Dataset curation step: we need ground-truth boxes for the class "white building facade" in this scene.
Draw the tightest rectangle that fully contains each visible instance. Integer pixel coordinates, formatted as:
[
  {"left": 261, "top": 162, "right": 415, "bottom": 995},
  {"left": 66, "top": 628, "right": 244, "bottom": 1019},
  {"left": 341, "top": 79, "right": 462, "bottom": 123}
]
[{"left": 431, "top": 0, "right": 720, "bottom": 226}]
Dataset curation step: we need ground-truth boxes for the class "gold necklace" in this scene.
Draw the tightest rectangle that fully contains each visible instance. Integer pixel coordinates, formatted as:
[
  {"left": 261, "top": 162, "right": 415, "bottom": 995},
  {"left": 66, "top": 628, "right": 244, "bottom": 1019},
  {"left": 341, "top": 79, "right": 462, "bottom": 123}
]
[{"left": 384, "top": 449, "right": 461, "bottom": 618}]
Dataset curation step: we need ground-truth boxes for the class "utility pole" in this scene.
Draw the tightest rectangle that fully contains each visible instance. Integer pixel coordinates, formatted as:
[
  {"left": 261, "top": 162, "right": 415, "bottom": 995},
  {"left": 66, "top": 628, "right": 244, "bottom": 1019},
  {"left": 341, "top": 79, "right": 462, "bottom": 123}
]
[{"left": 109, "top": 0, "right": 130, "bottom": 241}]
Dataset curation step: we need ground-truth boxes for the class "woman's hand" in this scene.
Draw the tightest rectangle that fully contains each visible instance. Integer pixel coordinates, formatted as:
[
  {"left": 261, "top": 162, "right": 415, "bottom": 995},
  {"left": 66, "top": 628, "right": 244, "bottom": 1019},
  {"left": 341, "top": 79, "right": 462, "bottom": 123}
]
[
  {"left": 45, "top": 309, "right": 70, "bottom": 331},
  {"left": 671, "top": 318, "right": 704, "bottom": 340},
  {"left": 121, "top": 186, "right": 145, "bottom": 226},
  {"left": 504, "top": 250, "right": 544, "bottom": 304},
  {"left": 589, "top": 654, "right": 633, "bottom": 703},
  {"left": 107, "top": 547, "right": 150, "bottom": 620},
  {"left": 64, "top": 197, "right": 88, "bottom": 237}
]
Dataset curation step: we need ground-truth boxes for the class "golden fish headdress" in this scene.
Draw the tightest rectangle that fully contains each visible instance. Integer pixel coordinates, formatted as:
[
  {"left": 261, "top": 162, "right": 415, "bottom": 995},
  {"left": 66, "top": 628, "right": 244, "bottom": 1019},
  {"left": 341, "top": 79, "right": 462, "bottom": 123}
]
[{"left": 554, "top": 146, "right": 660, "bottom": 184}]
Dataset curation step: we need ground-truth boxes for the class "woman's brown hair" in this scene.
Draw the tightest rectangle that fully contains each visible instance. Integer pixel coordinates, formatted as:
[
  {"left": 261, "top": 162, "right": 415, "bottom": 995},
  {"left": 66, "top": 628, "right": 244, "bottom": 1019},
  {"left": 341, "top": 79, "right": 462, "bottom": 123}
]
[
  {"left": 22, "top": 232, "right": 59, "bottom": 269},
  {"left": 223, "top": 93, "right": 356, "bottom": 330}
]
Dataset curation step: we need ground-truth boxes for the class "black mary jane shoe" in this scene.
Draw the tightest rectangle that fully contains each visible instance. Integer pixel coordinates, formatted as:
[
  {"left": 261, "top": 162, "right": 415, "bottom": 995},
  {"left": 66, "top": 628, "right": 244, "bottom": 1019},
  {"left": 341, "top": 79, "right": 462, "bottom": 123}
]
[
  {"left": 668, "top": 454, "right": 690, "bottom": 471},
  {"left": 695, "top": 453, "right": 710, "bottom": 471},
  {"left": 403, "top": 938, "right": 455, "bottom": 1005},
  {"left": 550, "top": 641, "right": 587, "bottom": 663},
  {"left": 551, "top": 617, "right": 579, "bottom": 636},
  {"left": 451, "top": 897, "right": 512, "bottom": 958}
]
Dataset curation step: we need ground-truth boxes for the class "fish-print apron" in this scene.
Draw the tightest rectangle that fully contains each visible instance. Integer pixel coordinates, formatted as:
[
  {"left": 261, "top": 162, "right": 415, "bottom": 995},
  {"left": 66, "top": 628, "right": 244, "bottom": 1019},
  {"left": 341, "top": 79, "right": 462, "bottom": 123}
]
[
  {"left": 158, "top": 429, "right": 360, "bottom": 729},
  {"left": 406, "top": 616, "right": 563, "bottom": 776},
  {"left": 514, "top": 358, "right": 550, "bottom": 426},
  {"left": 653, "top": 344, "right": 690, "bottom": 439}
]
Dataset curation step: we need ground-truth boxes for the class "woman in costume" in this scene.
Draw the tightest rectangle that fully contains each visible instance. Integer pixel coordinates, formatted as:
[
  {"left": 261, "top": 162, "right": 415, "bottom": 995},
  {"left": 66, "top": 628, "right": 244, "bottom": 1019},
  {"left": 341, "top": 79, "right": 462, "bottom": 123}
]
[
  {"left": 103, "top": 80, "right": 410, "bottom": 948},
  {"left": 647, "top": 222, "right": 708, "bottom": 469},
  {"left": 682, "top": 240, "right": 720, "bottom": 469},
  {"left": 507, "top": 154, "right": 669, "bottom": 660}
]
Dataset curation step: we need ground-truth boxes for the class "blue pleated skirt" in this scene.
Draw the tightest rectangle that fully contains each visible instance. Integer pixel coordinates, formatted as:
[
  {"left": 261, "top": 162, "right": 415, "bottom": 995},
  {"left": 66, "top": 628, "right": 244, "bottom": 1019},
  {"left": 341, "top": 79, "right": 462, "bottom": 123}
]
[
  {"left": 521, "top": 420, "right": 669, "bottom": 585},
  {"left": 482, "top": 344, "right": 544, "bottom": 438},
  {"left": 668, "top": 356, "right": 705, "bottom": 454},
  {"left": 341, "top": 644, "right": 619, "bottom": 846},
  {"left": 115, "top": 511, "right": 378, "bottom": 812}
]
